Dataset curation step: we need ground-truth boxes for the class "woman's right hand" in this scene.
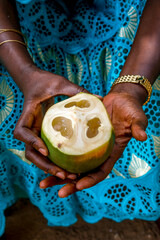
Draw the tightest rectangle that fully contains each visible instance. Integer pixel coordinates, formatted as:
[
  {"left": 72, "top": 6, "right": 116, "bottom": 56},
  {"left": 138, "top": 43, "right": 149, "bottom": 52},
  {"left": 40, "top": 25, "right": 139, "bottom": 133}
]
[{"left": 14, "top": 66, "right": 88, "bottom": 180}]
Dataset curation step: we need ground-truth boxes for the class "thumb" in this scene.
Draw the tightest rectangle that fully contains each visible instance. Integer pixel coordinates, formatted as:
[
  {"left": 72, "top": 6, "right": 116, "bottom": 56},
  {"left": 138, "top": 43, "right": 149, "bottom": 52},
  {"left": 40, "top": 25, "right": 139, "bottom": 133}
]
[
  {"left": 61, "top": 81, "right": 90, "bottom": 97},
  {"left": 131, "top": 118, "right": 148, "bottom": 141}
]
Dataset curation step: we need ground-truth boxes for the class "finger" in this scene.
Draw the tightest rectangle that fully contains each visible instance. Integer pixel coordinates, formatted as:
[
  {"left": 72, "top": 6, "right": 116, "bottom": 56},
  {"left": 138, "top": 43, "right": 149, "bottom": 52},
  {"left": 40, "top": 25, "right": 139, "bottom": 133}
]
[
  {"left": 25, "top": 144, "right": 71, "bottom": 179},
  {"left": 43, "top": 172, "right": 77, "bottom": 180},
  {"left": 39, "top": 176, "right": 73, "bottom": 189},
  {"left": 42, "top": 97, "right": 54, "bottom": 115},
  {"left": 56, "top": 139, "right": 126, "bottom": 197},
  {"left": 131, "top": 118, "right": 148, "bottom": 141},
  {"left": 14, "top": 104, "right": 48, "bottom": 156},
  {"left": 58, "top": 183, "right": 77, "bottom": 198},
  {"left": 76, "top": 170, "right": 107, "bottom": 191},
  {"left": 76, "top": 141, "right": 126, "bottom": 191},
  {"left": 59, "top": 81, "right": 90, "bottom": 97},
  {"left": 94, "top": 94, "right": 103, "bottom": 101},
  {"left": 39, "top": 177, "right": 78, "bottom": 198},
  {"left": 31, "top": 128, "right": 77, "bottom": 180}
]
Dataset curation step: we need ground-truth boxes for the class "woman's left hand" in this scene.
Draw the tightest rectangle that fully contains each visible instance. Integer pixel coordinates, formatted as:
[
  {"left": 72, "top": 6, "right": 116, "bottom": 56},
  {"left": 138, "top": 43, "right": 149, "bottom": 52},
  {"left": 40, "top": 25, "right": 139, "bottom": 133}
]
[{"left": 40, "top": 88, "right": 148, "bottom": 198}]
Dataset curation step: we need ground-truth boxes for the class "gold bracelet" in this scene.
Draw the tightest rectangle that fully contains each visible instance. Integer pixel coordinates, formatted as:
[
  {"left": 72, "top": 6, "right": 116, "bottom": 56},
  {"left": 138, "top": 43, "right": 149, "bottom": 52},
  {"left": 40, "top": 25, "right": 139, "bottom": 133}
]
[
  {"left": 111, "top": 75, "right": 152, "bottom": 105},
  {"left": 0, "top": 29, "right": 27, "bottom": 48},
  {"left": 0, "top": 39, "right": 27, "bottom": 48},
  {"left": 0, "top": 29, "right": 24, "bottom": 37},
  {"left": 0, "top": 30, "right": 32, "bottom": 78},
  {"left": 0, "top": 40, "right": 29, "bottom": 76}
]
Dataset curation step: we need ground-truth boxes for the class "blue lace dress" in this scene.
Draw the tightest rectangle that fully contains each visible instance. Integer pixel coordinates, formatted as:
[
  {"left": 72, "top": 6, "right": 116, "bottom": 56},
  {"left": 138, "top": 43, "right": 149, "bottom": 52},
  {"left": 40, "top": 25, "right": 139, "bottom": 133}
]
[{"left": 0, "top": 0, "right": 160, "bottom": 235}]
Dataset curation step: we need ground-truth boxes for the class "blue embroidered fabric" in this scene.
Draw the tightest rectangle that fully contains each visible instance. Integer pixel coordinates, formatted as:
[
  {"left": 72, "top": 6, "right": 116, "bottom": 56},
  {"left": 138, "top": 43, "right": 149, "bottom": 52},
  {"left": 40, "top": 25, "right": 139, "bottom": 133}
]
[{"left": 0, "top": 0, "right": 160, "bottom": 235}]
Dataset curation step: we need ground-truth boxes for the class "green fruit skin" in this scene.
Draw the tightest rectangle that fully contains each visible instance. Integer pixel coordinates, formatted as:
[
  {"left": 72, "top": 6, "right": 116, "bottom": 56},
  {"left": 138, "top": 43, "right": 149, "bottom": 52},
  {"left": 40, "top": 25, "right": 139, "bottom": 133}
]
[{"left": 41, "top": 129, "right": 115, "bottom": 173}]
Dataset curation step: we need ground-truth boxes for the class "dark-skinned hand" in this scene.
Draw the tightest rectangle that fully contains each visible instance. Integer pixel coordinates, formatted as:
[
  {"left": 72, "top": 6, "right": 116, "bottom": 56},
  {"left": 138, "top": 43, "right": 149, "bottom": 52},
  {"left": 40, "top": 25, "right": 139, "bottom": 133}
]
[
  {"left": 14, "top": 68, "right": 88, "bottom": 180},
  {"left": 39, "top": 87, "right": 148, "bottom": 198}
]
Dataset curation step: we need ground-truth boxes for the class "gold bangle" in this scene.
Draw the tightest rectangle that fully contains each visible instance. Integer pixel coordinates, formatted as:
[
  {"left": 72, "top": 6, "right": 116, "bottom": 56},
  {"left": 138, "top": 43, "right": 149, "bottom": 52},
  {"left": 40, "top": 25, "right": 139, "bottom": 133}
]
[
  {"left": 0, "top": 39, "right": 27, "bottom": 47},
  {"left": 111, "top": 75, "right": 152, "bottom": 105},
  {"left": 0, "top": 40, "right": 29, "bottom": 77},
  {"left": 0, "top": 39, "right": 29, "bottom": 78},
  {"left": 0, "top": 29, "right": 27, "bottom": 47},
  {"left": 0, "top": 29, "right": 32, "bottom": 78},
  {"left": 0, "top": 29, "right": 24, "bottom": 37}
]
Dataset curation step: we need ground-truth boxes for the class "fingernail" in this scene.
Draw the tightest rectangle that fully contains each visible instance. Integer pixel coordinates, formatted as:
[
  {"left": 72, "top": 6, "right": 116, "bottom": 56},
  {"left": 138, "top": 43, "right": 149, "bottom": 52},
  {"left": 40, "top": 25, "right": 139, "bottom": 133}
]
[
  {"left": 39, "top": 182, "right": 45, "bottom": 189},
  {"left": 67, "top": 174, "right": 77, "bottom": 180},
  {"left": 56, "top": 172, "right": 66, "bottom": 180},
  {"left": 39, "top": 148, "right": 48, "bottom": 156}
]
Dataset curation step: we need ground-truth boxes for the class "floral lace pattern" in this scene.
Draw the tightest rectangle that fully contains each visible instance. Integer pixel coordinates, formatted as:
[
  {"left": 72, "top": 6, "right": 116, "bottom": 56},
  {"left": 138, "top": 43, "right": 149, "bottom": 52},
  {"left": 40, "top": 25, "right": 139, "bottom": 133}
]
[{"left": 0, "top": 0, "right": 160, "bottom": 236}]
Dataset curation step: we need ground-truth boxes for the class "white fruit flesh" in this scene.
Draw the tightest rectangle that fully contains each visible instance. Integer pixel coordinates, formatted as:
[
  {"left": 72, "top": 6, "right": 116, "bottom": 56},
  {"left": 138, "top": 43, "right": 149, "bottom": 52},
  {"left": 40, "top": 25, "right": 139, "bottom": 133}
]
[{"left": 42, "top": 93, "right": 113, "bottom": 155}]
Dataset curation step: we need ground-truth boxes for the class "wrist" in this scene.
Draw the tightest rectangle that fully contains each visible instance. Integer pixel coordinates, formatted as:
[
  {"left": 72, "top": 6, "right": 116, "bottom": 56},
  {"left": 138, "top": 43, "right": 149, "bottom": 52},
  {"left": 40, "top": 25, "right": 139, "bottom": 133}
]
[
  {"left": 19, "top": 64, "right": 41, "bottom": 96},
  {"left": 0, "top": 42, "right": 39, "bottom": 95},
  {"left": 110, "top": 82, "right": 148, "bottom": 106}
]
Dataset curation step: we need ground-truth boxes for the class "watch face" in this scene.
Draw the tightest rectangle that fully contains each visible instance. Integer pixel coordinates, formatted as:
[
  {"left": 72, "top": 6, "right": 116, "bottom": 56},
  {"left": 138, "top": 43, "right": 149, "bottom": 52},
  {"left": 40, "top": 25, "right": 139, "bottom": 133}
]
[
  {"left": 137, "top": 76, "right": 145, "bottom": 84},
  {"left": 137, "top": 77, "right": 143, "bottom": 80}
]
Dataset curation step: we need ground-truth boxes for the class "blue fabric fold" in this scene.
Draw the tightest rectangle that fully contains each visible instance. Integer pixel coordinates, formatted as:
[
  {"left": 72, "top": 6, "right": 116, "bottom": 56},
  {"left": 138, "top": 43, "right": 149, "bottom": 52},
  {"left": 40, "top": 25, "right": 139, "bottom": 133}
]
[{"left": 1, "top": 0, "right": 160, "bottom": 235}]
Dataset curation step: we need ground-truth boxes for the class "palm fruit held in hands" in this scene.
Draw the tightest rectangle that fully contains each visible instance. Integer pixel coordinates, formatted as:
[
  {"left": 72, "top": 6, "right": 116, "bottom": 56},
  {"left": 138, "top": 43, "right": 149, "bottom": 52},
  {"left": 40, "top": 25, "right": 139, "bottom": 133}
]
[{"left": 41, "top": 93, "right": 114, "bottom": 173}]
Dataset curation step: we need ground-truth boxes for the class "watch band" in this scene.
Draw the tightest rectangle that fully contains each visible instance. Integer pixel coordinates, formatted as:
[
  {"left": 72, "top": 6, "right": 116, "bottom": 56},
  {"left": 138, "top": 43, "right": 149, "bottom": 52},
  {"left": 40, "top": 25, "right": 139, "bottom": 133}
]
[{"left": 111, "top": 75, "right": 152, "bottom": 105}]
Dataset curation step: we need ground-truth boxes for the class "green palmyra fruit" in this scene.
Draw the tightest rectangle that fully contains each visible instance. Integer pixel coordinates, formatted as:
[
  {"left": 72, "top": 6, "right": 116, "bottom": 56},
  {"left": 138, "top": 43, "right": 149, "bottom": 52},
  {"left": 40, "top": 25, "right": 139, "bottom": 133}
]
[{"left": 41, "top": 93, "right": 114, "bottom": 173}]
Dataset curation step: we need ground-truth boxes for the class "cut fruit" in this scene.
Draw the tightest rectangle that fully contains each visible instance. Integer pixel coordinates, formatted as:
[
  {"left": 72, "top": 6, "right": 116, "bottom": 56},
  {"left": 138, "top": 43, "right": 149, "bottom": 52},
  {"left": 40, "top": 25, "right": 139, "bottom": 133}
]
[{"left": 41, "top": 93, "right": 114, "bottom": 173}]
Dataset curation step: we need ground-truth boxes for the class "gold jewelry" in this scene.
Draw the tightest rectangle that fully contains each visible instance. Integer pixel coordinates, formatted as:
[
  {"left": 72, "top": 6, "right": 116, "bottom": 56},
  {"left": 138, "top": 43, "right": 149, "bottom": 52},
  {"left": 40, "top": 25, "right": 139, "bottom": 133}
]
[
  {"left": 0, "top": 29, "right": 27, "bottom": 48},
  {"left": 111, "top": 75, "right": 152, "bottom": 105},
  {"left": 0, "top": 29, "right": 24, "bottom": 37},
  {"left": 0, "top": 29, "right": 32, "bottom": 78},
  {"left": 0, "top": 39, "right": 30, "bottom": 78},
  {"left": 0, "top": 39, "right": 27, "bottom": 48}
]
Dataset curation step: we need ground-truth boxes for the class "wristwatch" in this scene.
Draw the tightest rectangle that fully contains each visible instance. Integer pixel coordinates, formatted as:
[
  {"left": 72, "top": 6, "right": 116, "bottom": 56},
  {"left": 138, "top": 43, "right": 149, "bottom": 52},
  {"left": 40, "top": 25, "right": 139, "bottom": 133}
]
[{"left": 111, "top": 75, "right": 152, "bottom": 105}]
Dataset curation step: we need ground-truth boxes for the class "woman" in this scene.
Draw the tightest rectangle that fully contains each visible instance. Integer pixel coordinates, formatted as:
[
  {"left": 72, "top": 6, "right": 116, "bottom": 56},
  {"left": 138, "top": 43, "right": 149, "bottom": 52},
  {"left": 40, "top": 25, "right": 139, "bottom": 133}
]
[{"left": 0, "top": 0, "right": 160, "bottom": 235}]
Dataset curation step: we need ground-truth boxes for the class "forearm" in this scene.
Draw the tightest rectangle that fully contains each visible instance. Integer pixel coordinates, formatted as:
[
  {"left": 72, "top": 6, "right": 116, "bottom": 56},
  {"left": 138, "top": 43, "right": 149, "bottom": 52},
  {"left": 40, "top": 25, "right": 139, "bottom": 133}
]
[
  {"left": 112, "top": 0, "right": 160, "bottom": 104},
  {"left": 121, "top": 0, "right": 160, "bottom": 82},
  {"left": 0, "top": 0, "right": 36, "bottom": 94}
]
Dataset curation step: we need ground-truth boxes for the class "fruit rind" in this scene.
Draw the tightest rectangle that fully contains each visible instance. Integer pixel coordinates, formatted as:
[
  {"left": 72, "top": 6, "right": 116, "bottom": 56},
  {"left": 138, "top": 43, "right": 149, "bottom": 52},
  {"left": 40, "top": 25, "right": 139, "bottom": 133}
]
[
  {"left": 41, "top": 93, "right": 115, "bottom": 173},
  {"left": 41, "top": 127, "right": 114, "bottom": 173},
  {"left": 41, "top": 93, "right": 113, "bottom": 155}
]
